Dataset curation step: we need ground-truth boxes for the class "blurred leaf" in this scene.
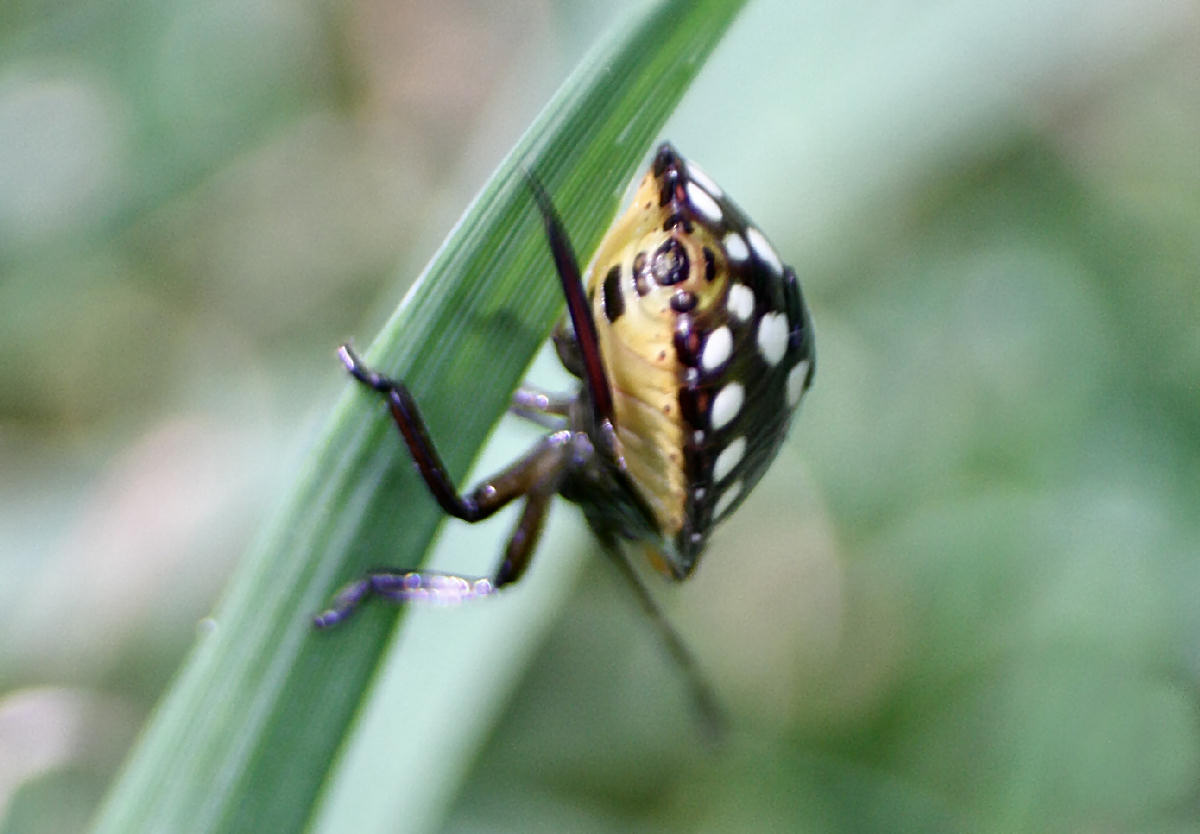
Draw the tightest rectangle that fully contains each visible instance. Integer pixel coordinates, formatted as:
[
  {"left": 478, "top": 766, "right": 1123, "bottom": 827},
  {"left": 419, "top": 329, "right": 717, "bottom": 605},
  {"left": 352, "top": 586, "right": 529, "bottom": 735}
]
[{"left": 86, "top": 1, "right": 747, "bottom": 833}]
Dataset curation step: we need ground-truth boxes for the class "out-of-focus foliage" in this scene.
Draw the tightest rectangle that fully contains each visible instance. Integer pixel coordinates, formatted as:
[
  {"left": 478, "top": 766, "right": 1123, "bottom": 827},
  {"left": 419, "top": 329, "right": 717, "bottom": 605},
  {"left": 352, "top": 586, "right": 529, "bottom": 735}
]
[{"left": 2, "top": 0, "right": 1198, "bottom": 832}]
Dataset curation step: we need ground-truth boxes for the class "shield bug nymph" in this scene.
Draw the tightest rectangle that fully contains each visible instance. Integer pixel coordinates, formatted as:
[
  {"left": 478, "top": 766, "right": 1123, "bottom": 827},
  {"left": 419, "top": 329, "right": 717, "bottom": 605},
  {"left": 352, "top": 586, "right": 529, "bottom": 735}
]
[{"left": 316, "top": 143, "right": 815, "bottom": 728}]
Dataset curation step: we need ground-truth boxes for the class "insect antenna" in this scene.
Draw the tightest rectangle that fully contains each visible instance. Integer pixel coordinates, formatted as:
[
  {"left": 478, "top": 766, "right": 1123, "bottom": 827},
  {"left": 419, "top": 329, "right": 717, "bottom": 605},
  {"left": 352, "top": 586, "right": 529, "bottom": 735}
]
[
  {"left": 600, "top": 538, "right": 728, "bottom": 746},
  {"left": 524, "top": 171, "right": 618, "bottom": 457}
]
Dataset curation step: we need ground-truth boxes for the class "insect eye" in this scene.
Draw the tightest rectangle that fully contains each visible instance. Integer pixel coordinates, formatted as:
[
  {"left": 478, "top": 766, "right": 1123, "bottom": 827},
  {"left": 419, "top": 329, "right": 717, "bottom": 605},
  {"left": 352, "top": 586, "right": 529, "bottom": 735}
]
[{"left": 652, "top": 239, "right": 689, "bottom": 286}]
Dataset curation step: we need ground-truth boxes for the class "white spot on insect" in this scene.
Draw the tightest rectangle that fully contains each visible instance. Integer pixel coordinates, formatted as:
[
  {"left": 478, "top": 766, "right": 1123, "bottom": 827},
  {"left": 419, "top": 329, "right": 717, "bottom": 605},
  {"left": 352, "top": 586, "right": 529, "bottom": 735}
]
[
  {"left": 746, "top": 226, "right": 783, "bottom": 275},
  {"left": 714, "top": 479, "right": 743, "bottom": 519},
  {"left": 686, "top": 182, "right": 722, "bottom": 224},
  {"left": 711, "top": 382, "right": 744, "bottom": 430},
  {"left": 727, "top": 284, "right": 755, "bottom": 322},
  {"left": 693, "top": 429, "right": 705, "bottom": 445},
  {"left": 701, "top": 325, "right": 733, "bottom": 371},
  {"left": 787, "top": 359, "right": 811, "bottom": 407},
  {"left": 724, "top": 232, "right": 748, "bottom": 262},
  {"left": 713, "top": 436, "right": 746, "bottom": 482},
  {"left": 757, "top": 311, "right": 789, "bottom": 366},
  {"left": 686, "top": 162, "right": 723, "bottom": 198}
]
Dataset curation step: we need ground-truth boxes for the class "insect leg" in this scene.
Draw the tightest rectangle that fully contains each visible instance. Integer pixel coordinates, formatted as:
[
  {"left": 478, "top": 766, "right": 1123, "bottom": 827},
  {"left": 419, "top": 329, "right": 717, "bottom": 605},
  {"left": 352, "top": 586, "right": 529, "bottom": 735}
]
[
  {"left": 509, "top": 385, "right": 571, "bottom": 429},
  {"left": 492, "top": 462, "right": 563, "bottom": 587},
  {"left": 511, "top": 385, "right": 571, "bottom": 417},
  {"left": 339, "top": 343, "right": 534, "bottom": 523},
  {"left": 313, "top": 487, "right": 557, "bottom": 627},
  {"left": 314, "top": 396, "right": 576, "bottom": 626}
]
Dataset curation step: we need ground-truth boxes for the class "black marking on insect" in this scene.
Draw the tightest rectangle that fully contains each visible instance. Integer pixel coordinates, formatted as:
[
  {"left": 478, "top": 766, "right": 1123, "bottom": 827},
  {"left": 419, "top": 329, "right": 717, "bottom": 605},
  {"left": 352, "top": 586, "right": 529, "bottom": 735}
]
[
  {"left": 662, "top": 212, "right": 694, "bottom": 234},
  {"left": 602, "top": 264, "right": 624, "bottom": 322},
  {"left": 652, "top": 238, "right": 690, "bottom": 286},
  {"left": 632, "top": 251, "right": 652, "bottom": 297},
  {"left": 670, "top": 289, "right": 697, "bottom": 313},
  {"left": 673, "top": 316, "right": 702, "bottom": 367},
  {"left": 315, "top": 142, "right": 816, "bottom": 734}
]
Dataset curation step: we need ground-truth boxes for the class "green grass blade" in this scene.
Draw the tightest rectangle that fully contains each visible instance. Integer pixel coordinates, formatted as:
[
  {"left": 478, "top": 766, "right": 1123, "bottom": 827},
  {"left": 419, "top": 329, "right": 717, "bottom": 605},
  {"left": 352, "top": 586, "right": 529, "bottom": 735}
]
[{"left": 88, "top": 1, "right": 747, "bottom": 832}]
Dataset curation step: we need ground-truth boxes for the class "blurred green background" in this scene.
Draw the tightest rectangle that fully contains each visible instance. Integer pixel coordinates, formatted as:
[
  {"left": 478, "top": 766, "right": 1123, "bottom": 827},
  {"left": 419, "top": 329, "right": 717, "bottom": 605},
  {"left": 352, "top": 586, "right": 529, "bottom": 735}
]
[{"left": 2, "top": 0, "right": 1198, "bottom": 832}]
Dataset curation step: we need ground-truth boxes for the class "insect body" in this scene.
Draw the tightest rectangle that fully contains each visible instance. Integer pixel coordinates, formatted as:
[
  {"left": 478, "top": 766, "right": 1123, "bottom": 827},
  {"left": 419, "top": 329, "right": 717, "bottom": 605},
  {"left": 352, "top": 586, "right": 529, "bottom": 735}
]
[
  {"left": 575, "top": 145, "right": 815, "bottom": 579},
  {"left": 316, "top": 143, "right": 814, "bottom": 627}
]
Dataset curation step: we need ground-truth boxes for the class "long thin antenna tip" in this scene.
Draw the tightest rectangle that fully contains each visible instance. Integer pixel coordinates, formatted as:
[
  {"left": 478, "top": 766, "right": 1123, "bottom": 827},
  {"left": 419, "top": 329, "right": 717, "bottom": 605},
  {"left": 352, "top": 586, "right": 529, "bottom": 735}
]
[
  {"left": 602, "top": 541, "right": 729, "bottom": 747},
  {"left": 522, "top": 168, "right": 556, "bottom": 223},
  {"left": 693, "top": 685, "right": 730, "bottom": 750}
]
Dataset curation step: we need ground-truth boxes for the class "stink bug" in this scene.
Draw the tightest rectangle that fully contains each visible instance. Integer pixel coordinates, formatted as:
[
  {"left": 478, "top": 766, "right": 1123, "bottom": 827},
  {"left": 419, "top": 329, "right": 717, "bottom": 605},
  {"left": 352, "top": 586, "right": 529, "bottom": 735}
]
[{"left": 316, "top": 143, "right": 815, "bottom": 728}]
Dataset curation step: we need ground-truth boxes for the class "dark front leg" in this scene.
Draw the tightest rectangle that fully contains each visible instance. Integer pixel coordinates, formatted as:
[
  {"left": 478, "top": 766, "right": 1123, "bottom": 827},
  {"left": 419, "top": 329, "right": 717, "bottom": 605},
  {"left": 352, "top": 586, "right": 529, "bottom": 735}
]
[
  {"left": 316, "top": 356, "right": 579, "bottom": 626},
  {"left": 313, "top": 438, "right": 569, "bottom": 626},
  {"left": 338, "top": 344, "right": 517, "bottom": 523}
]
